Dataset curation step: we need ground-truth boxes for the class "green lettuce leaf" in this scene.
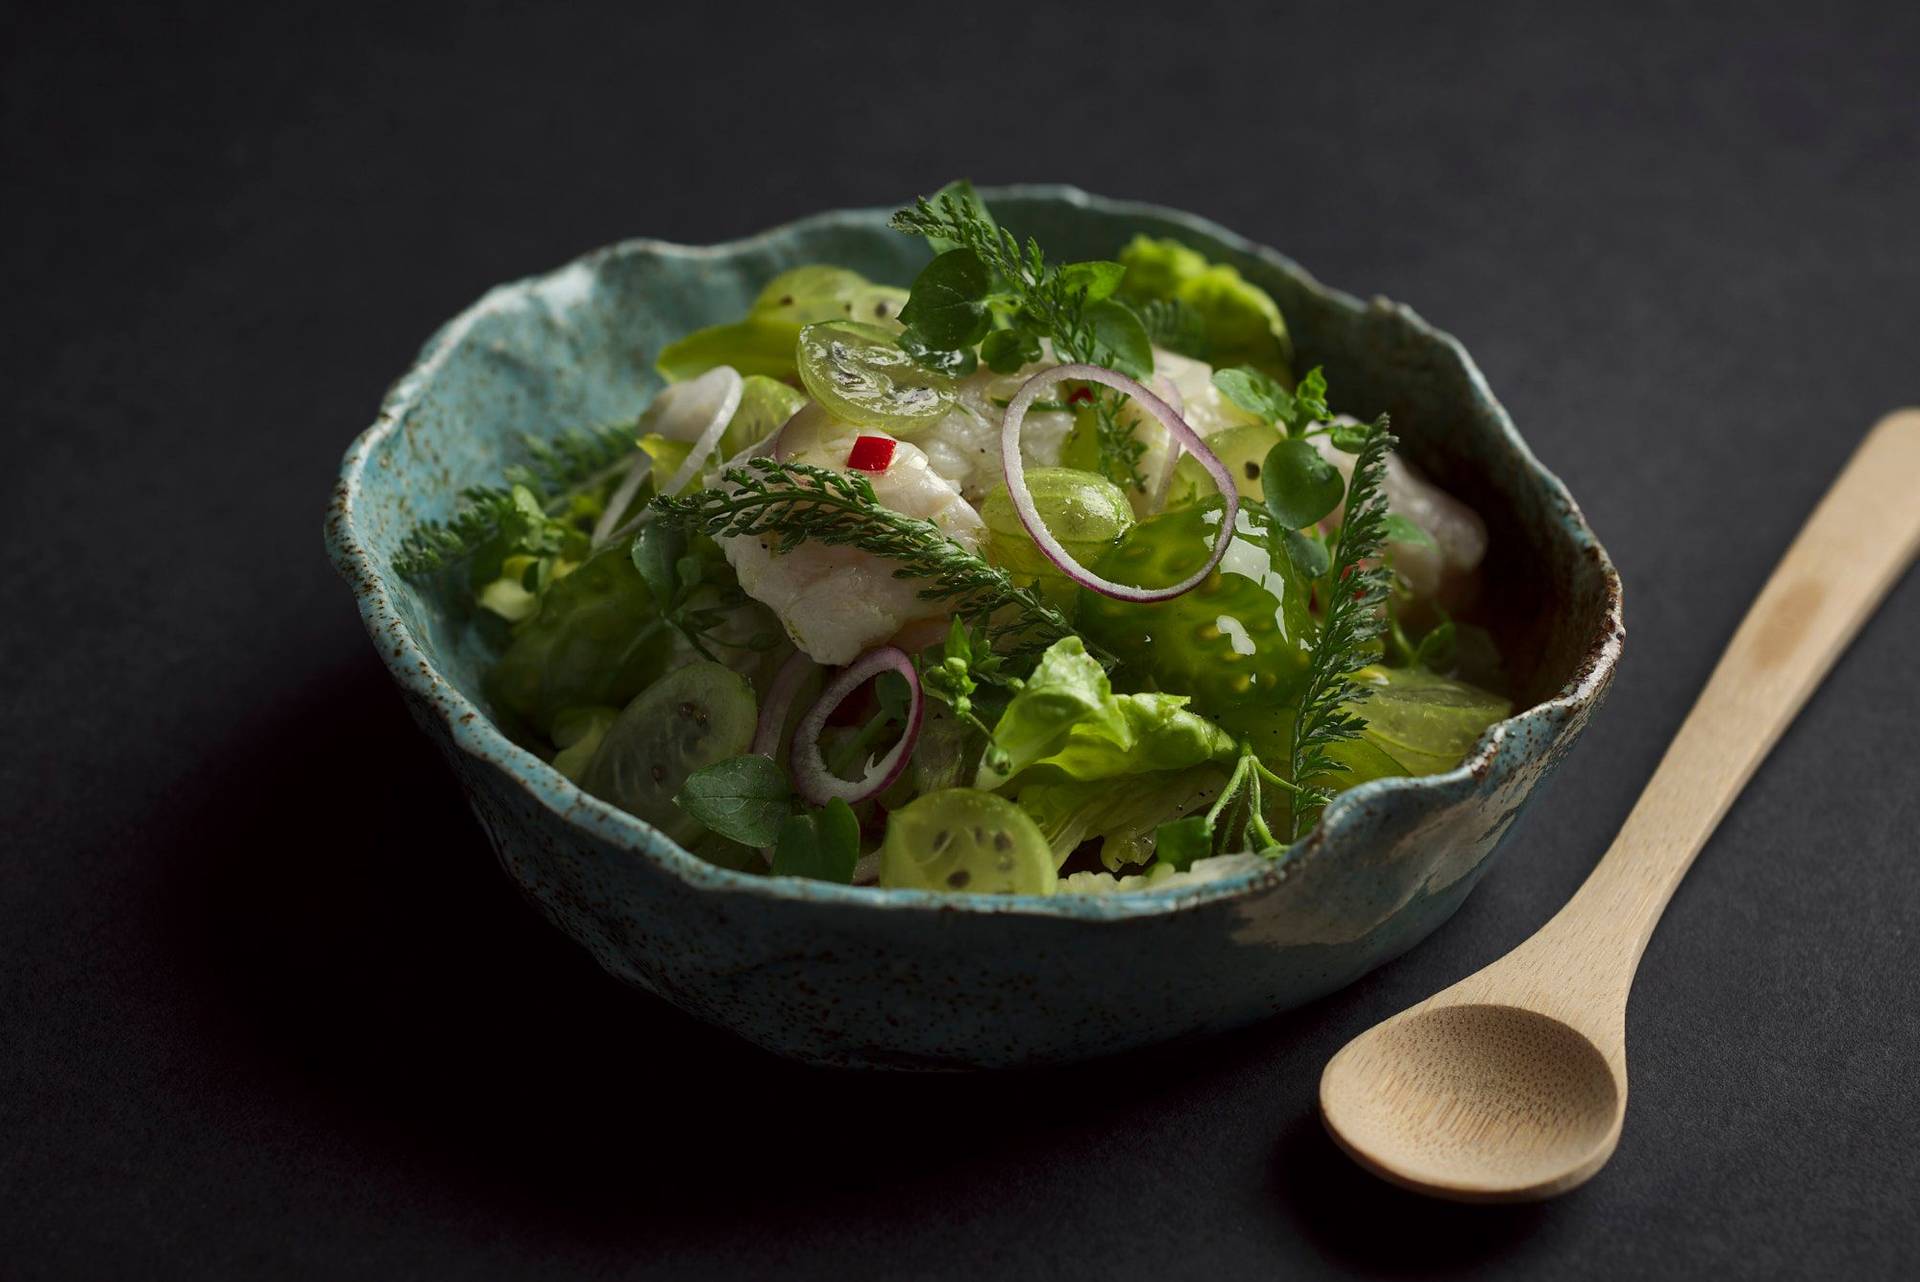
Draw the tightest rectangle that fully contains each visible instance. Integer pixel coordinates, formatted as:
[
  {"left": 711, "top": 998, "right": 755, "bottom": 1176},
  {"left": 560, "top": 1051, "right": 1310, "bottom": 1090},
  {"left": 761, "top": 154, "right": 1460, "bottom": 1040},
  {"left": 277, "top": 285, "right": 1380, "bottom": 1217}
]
[
  {"left": 972, "top": 636, "right": 1128, "bottom": 789},
  {"left": 1031, "top": 693, "right": 1237, "bottom": 781},
  {"left": 974, "top": 636, "right": 1237, "bottom": 791},
  {"left": 656, "top": 266, "right": 902, "bottom": 384},
  {"left": 1016, "top": 765, "right": 1231, "bottom": 870}
]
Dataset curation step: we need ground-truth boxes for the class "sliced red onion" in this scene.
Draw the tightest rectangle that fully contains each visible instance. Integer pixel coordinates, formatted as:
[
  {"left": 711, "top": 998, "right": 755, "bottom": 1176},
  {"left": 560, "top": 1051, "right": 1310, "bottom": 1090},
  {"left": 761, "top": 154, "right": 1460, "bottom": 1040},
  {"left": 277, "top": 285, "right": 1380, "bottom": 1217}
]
[
  {"left": 752, "top": 649, "right": 814, "bottom": 758},
  {"left": 1146, "top": 446, "right": 1183, "bottom": 516},
  {"left": 791, "top": 646, "right": 923, "bottom": 806},
  {"left": 1142, "top": 373, "right": 1186, "bottom": 515},
  {"left": 1002, "top": 363, "right": 1237, "bottom": 602},
  {"left": 590, "top": 451, "right": 652, "bottom": 548},
  {"left": 658, "top": 365, "right": 745, "bottom": 497}
]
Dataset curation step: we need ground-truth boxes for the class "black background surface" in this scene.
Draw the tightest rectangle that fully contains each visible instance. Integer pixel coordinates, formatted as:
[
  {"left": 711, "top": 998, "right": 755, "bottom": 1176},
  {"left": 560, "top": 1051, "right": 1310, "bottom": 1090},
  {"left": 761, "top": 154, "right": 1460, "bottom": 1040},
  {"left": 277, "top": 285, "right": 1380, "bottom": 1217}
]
[{"left": 5, "top": 2, "right": 1918, "bottom": 1277}]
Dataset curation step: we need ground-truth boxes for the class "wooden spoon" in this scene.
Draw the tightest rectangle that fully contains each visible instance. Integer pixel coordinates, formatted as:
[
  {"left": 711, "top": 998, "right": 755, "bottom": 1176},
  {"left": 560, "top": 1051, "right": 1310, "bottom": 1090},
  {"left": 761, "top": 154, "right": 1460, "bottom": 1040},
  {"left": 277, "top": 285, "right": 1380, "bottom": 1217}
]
[{"left": 1319, "top": 409, "right": 1920, "bottom": 1202}]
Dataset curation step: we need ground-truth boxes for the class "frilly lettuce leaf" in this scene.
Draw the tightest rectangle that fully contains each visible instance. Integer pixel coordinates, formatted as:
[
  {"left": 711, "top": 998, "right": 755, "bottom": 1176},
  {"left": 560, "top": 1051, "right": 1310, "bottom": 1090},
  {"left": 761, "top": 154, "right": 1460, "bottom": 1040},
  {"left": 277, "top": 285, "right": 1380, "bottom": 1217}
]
[
  {"left": 974, "top": 636, "right": 1238, "bottom": 791},
  {"left": 973, "top": 637, "right": 1128, "bottom": 790},
  {"left": 1032, "top": 693, "right": 1238, "bottom": 781}
]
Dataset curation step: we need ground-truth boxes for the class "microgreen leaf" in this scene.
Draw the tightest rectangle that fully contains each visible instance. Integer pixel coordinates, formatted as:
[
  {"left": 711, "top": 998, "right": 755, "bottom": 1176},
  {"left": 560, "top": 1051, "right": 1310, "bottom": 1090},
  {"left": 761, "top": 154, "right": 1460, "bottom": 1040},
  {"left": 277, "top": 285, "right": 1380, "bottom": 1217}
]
[
  {"left": 899, "top": 248, "right": 992, "bottom": 350},
  {"left": 770, "top": 798, "right": 859, "bottom": 882},
  {"left": 1261, "top": 439, "right": 1346, "bottom": 529},
  {"left": 1286, "top": 417, "right": 1398, "bottom": 838},
  {"left": 1154, "top": 815, "right": 1213, "bottom": 872},
  {"left": 1327, "top": 419, "right": 1373, "bottom": 452},
  {"left": 1214, "top": 364, "right": 1331, "bottom": 438},
  {"left": 675, "top": 754, "right": 791, "bottom": 847},
  {"left": 1212, "top": 366, "right": 1291, "bottom": 424},
  {"left": 916, "top": 179, "right": 997, "bottom": 256},
  {"left": 1085, "top": 298, "right": 1153, "bottom": 379},
  {"left": 393, "top": 422, "right": 643, "bottom": 579},
  {"left": 1414, "top": 619, "right": 1458, "bottom": 671},
  {"left": 1382, "top": 513, "right": 1437, "bottom": 549},
  {"left": 980, "top": 326, "right": 1042, "bottom": 374},
  {"left": 629, "top": 519, "right": 686, "bottom": 602},
  {"left": 1284, "top": 528, "right": 1331, "bottom": 579},
  {"left": 888, "top": 188, "right": 1151, "bottom": 487},
  {"left": 1290, "top": 367, "right": 1330, "bottom": 427},
  {"left": 1059, "top": 260, "right": 1126, "bottom": 302}
]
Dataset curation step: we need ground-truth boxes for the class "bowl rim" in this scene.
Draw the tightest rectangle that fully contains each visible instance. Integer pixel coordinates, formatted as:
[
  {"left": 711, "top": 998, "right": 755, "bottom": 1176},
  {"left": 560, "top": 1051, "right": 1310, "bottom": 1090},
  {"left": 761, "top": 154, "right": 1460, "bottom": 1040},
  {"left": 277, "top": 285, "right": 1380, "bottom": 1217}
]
[{"left": 327, "top": 183, "right": 1624, "bottom": 922}]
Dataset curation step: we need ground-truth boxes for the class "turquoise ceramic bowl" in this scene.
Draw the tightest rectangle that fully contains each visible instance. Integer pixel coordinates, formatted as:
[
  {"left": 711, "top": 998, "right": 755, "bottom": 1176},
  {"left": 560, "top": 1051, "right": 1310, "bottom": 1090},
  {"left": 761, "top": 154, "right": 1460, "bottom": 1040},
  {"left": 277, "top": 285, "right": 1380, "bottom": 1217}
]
[{"left": 327, "top": 187, "right": 1623, "bottom": 1069}]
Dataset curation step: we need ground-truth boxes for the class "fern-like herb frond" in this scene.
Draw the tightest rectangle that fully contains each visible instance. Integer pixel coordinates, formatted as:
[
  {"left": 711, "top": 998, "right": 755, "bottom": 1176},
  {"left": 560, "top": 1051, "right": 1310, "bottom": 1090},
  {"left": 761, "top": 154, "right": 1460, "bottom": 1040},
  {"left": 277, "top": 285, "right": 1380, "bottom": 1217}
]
[
  {"left": 651, "top": 458, "right": 1094, "bottom": 664},
  {"left": 1139, "top": 297, "right": 1209, "bottom": 361},
  {"left": 392, "top": 422, "right": 639, "bottom": 577},
  {"left": 1287, "top": 417, "right": 1398, "bottom": 838}
]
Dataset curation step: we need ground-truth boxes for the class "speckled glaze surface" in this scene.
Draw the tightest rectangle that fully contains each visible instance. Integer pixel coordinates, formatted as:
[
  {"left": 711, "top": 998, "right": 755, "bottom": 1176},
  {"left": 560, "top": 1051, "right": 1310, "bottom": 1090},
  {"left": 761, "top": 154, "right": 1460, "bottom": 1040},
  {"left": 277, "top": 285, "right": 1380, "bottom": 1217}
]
[{"left": 326, "top": 187, "right": 1624, "bottom": 1070}]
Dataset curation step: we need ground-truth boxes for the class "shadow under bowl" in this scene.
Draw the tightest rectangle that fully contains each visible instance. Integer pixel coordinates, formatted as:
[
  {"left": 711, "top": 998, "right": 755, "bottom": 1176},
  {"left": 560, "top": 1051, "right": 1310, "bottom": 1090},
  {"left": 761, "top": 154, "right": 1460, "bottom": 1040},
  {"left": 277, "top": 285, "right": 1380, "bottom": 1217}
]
[{"left": 326, "top": 186, "right": 1624, "bottom": 1069}]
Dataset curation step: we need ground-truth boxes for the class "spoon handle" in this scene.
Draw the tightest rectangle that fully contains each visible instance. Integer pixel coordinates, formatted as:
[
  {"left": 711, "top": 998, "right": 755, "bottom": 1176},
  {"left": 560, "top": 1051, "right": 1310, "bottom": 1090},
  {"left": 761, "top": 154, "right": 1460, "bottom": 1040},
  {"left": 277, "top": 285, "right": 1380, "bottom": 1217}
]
[{"left": 1550, "top": 410, "right": 1920, "bottom": 981}]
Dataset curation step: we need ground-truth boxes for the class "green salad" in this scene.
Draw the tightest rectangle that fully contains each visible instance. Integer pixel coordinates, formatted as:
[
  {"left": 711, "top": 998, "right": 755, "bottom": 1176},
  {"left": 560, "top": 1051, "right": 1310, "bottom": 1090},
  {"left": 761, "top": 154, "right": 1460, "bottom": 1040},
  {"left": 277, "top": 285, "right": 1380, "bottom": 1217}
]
[{"left": 398, "top": 182, "right": 1510, "bottom": 895}]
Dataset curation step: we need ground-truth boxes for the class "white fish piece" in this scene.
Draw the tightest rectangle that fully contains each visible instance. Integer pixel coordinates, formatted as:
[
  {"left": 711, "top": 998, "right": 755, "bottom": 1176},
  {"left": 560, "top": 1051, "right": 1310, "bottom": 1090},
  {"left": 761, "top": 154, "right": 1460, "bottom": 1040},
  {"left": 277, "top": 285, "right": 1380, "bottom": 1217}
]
[
  {"left": 913, "top": 362, "right": 1078, "bottom": 501},
  {"left": 1312, "top": 418, "right": 1489, "bottom": 600},
  {"left": 1116, "top": 348, "right": 1262, "bottom": 512},
  {"left": 1140, "top": 348, "right": 1256, "bottom": 440},
  {"left": 720, "top": 419, "right": 987, "bottom": 665}
]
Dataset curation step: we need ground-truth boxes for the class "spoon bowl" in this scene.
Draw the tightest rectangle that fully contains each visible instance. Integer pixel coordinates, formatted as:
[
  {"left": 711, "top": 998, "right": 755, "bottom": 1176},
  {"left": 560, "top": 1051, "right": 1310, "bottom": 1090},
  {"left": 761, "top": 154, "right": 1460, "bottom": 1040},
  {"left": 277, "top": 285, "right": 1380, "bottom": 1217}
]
[{"left": 1322, "top": 1003, "right": 1623, "bottom": 1201}]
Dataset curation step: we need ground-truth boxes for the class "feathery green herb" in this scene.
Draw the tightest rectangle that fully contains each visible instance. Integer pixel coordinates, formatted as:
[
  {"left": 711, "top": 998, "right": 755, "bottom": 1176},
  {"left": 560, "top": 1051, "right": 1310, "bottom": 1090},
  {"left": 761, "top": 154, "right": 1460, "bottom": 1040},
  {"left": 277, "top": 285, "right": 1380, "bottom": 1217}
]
[
  {"left": 650, "top": 458, "right": 1093, "bottom": 663},
  {"left": 393, "top": 423, "right": 640, "bottom": 577},
  {"left": 1287, "top": 417, "right": 1397, "bottom": 837}
]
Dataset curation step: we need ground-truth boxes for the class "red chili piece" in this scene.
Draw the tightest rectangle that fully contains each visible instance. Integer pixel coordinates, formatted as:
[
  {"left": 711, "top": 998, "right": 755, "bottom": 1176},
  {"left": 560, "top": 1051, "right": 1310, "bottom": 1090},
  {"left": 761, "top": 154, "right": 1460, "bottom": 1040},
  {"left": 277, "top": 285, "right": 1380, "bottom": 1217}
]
[{"left": 847, "top": 435, "right": 896, "bottom": 472}]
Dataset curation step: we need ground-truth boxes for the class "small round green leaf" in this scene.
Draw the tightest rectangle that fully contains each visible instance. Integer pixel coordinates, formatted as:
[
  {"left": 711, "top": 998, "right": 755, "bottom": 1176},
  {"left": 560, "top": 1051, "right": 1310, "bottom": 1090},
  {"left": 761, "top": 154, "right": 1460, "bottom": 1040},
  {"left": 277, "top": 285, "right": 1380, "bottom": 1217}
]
[
  {"left": 980, "top": 325, "right": 1042, "bottom": 374},
  {"left": 675, "top": 753, "right": 791, "bottom": 847},
  {"left": 899, "top": 248, "right": 992, "bottom": 350},
  {"left": 1261, "top": 439, "right": 1345, "bottom": 529},
  {"left": 1283, "top": 528, "right": 1331, "bottom": 580},
  {"left": 1086, "top": 299, "right": 1153, "bottom": 379},
  {"left": 1153, "top": 815, "right": 1213, "bottom": 871}
]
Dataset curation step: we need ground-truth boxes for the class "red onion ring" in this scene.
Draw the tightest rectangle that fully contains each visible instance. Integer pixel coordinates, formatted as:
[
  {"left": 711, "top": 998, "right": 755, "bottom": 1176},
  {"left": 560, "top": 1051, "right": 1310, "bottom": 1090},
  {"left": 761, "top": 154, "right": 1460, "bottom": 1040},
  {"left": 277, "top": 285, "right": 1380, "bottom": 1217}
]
[
  {"left": 1002, "top": 363, "right": 1238, "bottom": 602},
  {"left": 752, "top": 649, "right": 814, "bottom": 758},
  {"left": 791, "top": 646, "right": 923, "bottom": 806}
]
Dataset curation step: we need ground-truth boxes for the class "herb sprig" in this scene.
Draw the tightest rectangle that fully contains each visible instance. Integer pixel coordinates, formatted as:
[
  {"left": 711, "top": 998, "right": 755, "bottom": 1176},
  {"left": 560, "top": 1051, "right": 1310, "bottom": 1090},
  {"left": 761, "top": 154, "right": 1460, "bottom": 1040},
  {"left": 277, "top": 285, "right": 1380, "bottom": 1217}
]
[
  {"left": 651, "top": 458, "right": 1095, "bottom": 664},
  {"left": 1286, "top": 417, "right": 1397, "bottom": 837},
  {"left": 393, "top": 423, "right": 639, "bottom": 577},
  {"left": 889, "top": 186, "right": 1154, "bottom": 489}
]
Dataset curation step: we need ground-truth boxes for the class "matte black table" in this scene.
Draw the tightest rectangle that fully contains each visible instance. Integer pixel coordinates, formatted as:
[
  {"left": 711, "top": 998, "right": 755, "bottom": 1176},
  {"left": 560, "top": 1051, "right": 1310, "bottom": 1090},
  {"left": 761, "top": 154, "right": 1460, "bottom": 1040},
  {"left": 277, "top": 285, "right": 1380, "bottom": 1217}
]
[{"left": 6, "top": 2, "right": 1916, "bottom": 1276}]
